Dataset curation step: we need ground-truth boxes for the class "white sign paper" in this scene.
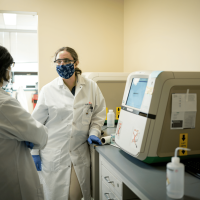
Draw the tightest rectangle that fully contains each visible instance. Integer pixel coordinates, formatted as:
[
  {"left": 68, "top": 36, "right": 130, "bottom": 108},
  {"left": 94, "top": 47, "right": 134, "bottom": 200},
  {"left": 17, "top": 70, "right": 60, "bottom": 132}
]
[{"left": 171, "top": 93, "right": 197, "bottom": 129}]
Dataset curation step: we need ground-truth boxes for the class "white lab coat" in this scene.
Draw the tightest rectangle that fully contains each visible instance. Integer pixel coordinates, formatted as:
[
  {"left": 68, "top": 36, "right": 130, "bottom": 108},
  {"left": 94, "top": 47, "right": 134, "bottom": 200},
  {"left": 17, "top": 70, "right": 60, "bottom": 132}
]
[
  {"left": 0, "top": 88, "right": 48, "bottom": 200},
  {"left": 31, "top": 74, "right": 106, "bottom": 200}
]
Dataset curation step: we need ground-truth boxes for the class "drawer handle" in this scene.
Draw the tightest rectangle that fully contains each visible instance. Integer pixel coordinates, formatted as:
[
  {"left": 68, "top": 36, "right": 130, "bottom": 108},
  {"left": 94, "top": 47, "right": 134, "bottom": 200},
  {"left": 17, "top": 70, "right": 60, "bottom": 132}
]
[
  {"left": 104, "top": 193, "right": 114, "bottom": 200},
  {"left": 104, "top": 176, "right": 114, "bottom": 183}
]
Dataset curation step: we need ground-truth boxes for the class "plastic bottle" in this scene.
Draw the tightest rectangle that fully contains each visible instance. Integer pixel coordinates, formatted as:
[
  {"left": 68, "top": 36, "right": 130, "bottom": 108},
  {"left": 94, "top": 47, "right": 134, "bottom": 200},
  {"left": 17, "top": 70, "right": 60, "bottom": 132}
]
[
  {"left": 107, "top": 109, "right": 115, "bottom": 127},
  {"left": 166, "top": 147, "right": 191, "bottom": 199}
]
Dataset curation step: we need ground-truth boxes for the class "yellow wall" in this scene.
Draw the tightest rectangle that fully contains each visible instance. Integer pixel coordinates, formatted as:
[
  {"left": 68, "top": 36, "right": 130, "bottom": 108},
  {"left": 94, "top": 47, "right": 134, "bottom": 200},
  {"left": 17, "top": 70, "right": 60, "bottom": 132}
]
[
  {"left": 124, "top": 0, "right": 200, "bottom": 72},
  {"left": 0, "top": 0, "right": 124, "bottom": 90},
  {"left": 2, "top": 0, "right": 199, "bottom": 89}
]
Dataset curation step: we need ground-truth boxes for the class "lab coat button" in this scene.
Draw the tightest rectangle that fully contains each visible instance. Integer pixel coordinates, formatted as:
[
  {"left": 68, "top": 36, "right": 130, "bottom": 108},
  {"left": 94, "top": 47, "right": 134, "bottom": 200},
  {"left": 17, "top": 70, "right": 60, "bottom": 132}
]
[
  {"left": 71, "top": 136, "right": 73, "bottom": 138},
  {"left": 73, "top": 122, "right": 76, "bottom": 125}
]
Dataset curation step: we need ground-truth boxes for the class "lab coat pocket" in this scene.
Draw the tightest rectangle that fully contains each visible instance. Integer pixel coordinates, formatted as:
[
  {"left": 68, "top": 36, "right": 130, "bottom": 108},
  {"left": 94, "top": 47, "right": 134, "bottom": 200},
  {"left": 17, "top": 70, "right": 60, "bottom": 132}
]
[
  {"left": 82, "top": 105, "right": 92, "bottom": 125},
  {"left": 40, "top": 148, "right": 61, "bottom": 172},
  {"left": 78, "top": 142, "right": 91, "bottom": 167}
]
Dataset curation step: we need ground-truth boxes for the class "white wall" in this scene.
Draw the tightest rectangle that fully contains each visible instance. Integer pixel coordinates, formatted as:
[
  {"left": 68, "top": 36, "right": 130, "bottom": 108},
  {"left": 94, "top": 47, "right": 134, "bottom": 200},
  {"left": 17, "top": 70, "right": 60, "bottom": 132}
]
[
  {"left": 124, "top": 0, "right": 200, "bottom": 72},
  {"left": 0, "top": 0, "right": 124, "bottom": 91}
]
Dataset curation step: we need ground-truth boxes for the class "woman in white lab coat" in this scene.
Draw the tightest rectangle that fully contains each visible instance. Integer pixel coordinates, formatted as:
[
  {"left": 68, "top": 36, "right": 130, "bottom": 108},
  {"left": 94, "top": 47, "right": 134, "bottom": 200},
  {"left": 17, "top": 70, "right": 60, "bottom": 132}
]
[
  {"left": 0, "top": 45, "right": 48, "bottom": 200},
  {"left": 31, "top": 46, "right": 106, "bottom": 200}
]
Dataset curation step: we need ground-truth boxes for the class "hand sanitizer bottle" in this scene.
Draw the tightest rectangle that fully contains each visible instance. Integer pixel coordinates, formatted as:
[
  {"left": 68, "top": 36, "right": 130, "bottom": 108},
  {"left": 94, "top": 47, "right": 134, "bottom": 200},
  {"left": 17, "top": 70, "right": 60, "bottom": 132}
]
[{"left": 166, "top": 147, "right": 191, "bottom": 199}]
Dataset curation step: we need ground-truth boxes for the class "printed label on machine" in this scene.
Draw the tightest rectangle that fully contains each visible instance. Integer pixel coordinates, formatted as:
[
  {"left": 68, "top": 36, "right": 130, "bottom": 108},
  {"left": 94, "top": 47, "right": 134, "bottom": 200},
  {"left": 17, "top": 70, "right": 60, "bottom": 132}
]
[
  {"left": 145, "top": 78, "right": 156, "bottom": 95},
  {"left": 171, "top": 93, "right": 197, "bottom": 129},
  {"left": 140, "top": 78, "right": 155, "bottom": 112},
  {"left": 130, "top": 127, "right": 140, "bottom": 148},
  {"left": 179, "top": 133, "right": 188, "bottom": 156},
  {"left": 116, "top": 121, "right": 123, "bottom": 139}
]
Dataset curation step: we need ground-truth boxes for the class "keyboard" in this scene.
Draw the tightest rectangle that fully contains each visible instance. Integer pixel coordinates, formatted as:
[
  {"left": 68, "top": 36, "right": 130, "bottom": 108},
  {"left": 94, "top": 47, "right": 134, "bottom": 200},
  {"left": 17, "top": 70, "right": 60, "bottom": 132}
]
[{"left": 182, "top": 158, "right": 200, "bottom": 179}]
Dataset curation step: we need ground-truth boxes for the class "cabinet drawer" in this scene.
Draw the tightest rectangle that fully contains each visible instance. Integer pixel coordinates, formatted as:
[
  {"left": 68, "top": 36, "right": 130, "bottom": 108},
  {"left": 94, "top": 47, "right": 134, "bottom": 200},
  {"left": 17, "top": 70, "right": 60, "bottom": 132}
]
[
  {"left": 102, "top": 164, "right": 122, "bottom": 196},
  {"left": 102, "top": 180, "right": 120, "bottom": 200}
]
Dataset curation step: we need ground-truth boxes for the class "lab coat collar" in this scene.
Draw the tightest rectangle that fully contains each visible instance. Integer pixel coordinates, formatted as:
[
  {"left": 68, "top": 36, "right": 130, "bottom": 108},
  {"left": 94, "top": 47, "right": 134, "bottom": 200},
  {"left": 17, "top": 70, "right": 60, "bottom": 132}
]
[
  {"left": 0, "top": 87, "right": 10, "bottom": 96},
  {"left": 57, "top": 76, "right": 64, "bottom": 87},
  {"left": 57, "top": 74, "right": 85, "bottom": 88},
  {"left": 77, "top": 74, "right": 85, "bottom": 85},
  {"left": 75, "top": 74, "right": 85, "bottom": 97}
]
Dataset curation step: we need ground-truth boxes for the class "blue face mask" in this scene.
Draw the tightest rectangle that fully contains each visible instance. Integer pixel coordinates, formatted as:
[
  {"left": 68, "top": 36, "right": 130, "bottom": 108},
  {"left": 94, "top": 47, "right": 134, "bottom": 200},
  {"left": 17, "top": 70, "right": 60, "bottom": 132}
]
[{"left": 56, "top": 63, "right": 75, "bottom": 79}]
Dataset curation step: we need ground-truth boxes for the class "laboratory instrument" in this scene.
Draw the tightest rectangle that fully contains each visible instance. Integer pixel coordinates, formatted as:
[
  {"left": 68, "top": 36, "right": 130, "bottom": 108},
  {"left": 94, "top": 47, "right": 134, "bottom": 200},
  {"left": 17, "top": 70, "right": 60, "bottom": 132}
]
[{"left": 115, "top": 71, "right": 200, "bottom": 163}]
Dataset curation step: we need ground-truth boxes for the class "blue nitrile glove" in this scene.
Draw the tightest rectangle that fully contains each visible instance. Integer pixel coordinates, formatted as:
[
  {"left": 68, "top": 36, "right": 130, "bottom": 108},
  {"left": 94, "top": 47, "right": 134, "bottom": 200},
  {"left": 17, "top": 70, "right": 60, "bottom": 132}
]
[
  {"left": 32, "top": 155, "right": 42, "bottom": 171},
  {"left": 87, "top": 135, "right": 102, "bottom": 145},
  {"left": 24, "top": 141, "right": 34, "bottom": 149}
]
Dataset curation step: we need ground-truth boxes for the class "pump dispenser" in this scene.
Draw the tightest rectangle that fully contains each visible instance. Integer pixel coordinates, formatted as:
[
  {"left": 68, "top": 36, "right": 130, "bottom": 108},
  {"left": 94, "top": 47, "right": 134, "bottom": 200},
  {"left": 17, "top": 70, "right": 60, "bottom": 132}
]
[{"left": 166, "top": 147, "right": 191, "bottom": 199}]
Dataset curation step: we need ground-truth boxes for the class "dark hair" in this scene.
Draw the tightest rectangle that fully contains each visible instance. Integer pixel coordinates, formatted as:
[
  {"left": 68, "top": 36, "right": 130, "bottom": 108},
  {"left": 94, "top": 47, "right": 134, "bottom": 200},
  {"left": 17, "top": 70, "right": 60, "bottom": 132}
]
[
  {"left": 54, "top": 47, "right": 82, "bottom": 75},
  {"left": 0, "top": 46, "right": 13, "bottom": 83}
]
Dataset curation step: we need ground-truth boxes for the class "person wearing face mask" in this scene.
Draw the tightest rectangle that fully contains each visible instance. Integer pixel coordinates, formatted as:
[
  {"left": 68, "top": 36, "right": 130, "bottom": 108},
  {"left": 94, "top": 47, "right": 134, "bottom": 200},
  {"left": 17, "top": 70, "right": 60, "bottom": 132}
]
[
  {"left": 31, "top": 46, "right": 106, "bottom": 200},
  {"left": 0, "top": 46, "right": 48, "bottom": 200}
]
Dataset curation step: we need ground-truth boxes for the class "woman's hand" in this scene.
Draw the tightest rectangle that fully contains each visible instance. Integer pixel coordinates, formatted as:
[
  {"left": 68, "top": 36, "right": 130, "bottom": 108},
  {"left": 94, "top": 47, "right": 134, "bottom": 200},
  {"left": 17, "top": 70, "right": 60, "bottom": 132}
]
[
  {"left": 87, "top": 135, "right": 102, "bottom": 145},
  {"left": 24, "top": 141, "right": 34, "bottom": 149},
  {"left": 32, "top": 155, "right": 42, "bottom": 171}
]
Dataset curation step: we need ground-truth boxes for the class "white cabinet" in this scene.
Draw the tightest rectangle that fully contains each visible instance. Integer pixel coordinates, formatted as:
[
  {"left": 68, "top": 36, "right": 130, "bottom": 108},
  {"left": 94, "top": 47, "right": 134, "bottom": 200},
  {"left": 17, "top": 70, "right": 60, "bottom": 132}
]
[
  {"left": 100, "top": 155, "right": 122, "bottom": 200},
  {"left": 102, "top": 164, "right": 122, "bottom": 197},
  {"left": 102, "top": 181, "right": 119, "bottom": 200},
  {"left": 99, "top": 155, "right": 140, "bottom": 200}
]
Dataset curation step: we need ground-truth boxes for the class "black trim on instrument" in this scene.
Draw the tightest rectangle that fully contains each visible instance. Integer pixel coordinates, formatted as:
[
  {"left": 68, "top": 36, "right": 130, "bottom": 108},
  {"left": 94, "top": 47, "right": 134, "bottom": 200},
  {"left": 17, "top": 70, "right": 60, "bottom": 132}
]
[{"left": 121, "top": 106, "right": 156, "bottom": 119}]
